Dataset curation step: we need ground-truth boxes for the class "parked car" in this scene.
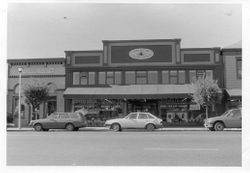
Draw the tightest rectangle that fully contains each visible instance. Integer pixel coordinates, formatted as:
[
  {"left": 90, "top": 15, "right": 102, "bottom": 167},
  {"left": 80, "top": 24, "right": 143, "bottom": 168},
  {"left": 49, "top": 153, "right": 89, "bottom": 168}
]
[
  {"left": 29, "top": 112, "right": 87, "bottom": 131},
  {"left": 104, "top": 112, "right": 163, "bottom": 131},
  {"left": 204, "top": 108, "right": 242, "bottom": 131}
]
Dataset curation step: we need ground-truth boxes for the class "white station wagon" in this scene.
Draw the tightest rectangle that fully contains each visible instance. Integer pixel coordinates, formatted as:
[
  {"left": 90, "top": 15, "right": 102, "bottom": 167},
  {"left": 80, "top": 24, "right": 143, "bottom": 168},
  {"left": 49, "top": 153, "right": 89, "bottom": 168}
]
[{"left": 104, "top": 112, "right": 163, "bottom": 131}]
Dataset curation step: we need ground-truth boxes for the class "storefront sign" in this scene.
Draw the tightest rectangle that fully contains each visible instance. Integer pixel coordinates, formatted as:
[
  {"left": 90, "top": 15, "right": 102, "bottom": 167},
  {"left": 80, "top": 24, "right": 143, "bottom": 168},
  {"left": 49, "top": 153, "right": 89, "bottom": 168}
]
[
  {"left": 129, "top": 48, "right": 154, "bottom": 60},
  {"left": 189, "top": 104, "right": 200, "bottom": 110},
  {"left": 111, "top": 45, "right": 173, "bottom": 63},
  {"left": 160, "top": 104, "right": 187, "bottom": 108},
  {"left": 23, "top": 68, "right": 55, "bottom": 74}
]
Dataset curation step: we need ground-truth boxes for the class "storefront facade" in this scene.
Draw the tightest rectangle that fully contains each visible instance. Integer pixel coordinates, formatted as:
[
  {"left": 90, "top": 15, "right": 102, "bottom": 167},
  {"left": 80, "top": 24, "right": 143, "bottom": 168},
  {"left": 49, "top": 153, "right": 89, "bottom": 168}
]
[
  {"left": 64, "top": 39, "right": 225, "bottom": 126},
  {"left": 7, "top": 58, "right": 65, "bottom": 127}
]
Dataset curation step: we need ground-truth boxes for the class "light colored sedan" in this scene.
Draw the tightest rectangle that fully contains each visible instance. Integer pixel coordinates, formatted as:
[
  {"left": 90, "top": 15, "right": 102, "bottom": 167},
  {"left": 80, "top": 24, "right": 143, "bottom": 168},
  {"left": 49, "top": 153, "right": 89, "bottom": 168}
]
[
  {"left": 104, "top": 112, "right": 163, "bottom": 131},
  {"left": 204, "top": 108, "right": 242, "bottom": 131}
]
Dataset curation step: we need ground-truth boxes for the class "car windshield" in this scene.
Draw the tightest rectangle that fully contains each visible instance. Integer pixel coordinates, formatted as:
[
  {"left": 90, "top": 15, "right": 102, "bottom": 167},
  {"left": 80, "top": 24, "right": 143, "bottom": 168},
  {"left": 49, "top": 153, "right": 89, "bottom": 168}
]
[
  {"left": 48, "top": 113, "right": 58, "bottom": 119},
  {"left": 221, "top": 110, "right": 231, "bottom": 117},
  {"left": 225, "top": 110, "right": 241, "bottom": 118},
  {"left": 125, "top": 113, "right": 137, "bottom": 119}
]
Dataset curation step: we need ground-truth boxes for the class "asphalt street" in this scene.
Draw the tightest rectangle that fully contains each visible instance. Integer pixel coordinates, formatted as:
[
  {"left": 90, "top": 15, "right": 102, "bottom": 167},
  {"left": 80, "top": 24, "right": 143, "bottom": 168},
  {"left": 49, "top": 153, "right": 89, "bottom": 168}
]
[{"left": 7, "top": 130, "right": 241, "bottom": 166}]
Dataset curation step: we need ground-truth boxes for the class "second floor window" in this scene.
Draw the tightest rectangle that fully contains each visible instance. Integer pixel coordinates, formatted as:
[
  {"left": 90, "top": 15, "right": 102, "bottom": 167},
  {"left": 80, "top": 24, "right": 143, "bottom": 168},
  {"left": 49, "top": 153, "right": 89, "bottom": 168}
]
[
  {"left": 72, "top": 72, "right": 96, "bottom": 85},
  {"left": 98, "top": 71, "right": 122, "bottom": 85},
  {"left": 125, "top": 71, "right": 136, "bottom": 84},
  {"left": 136, "top": 71, "right": 147, "bottom": 84},
  {"left": 189, "top": 70, "right": 213, "bottom": 83},
  {"left": 236, "top": 59, "right": 242, "bottom": 79}
]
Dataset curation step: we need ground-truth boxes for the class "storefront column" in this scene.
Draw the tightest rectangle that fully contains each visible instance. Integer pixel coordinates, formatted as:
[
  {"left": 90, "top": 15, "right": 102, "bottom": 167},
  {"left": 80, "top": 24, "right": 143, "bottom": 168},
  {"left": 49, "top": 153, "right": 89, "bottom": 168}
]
[
  {"left": 157, "top": 100, "right": 161, "bottom": 117},
  {"left": 123, "top": 101, "right": 127, "bottom": 116}
]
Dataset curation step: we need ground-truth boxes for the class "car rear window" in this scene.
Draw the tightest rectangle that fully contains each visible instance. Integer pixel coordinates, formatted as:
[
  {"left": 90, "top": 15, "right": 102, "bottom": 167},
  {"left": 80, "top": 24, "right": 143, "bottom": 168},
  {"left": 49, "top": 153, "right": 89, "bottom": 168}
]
[{"left": 147, "top": 114, "right": 155, "bottom": 119}]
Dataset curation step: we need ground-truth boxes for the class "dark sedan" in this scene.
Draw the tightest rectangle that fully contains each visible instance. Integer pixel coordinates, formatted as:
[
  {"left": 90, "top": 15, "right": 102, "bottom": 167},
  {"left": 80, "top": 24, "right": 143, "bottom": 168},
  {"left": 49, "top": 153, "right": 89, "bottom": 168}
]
[{"left": 29, "top": 112, "right": 87, "bottom": 131}]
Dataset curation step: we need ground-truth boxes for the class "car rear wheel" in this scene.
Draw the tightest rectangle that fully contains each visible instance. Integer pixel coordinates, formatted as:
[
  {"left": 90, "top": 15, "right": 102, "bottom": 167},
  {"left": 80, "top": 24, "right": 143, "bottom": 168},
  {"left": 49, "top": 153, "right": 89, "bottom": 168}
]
[
  {"left": 34, "top": 124, "right": 43, "bottom": 131},
  {"left": 65, "top": 123, "right": 75, "bottom": 131},
  {"left": 111, "top": 123, "right": 121, "bottom": 132},
  {"left": 146, "top": 124, "right": 155, "bottom": 131},
  {"left": 214, "top": 122, "right": 224, "bottom": 131}
]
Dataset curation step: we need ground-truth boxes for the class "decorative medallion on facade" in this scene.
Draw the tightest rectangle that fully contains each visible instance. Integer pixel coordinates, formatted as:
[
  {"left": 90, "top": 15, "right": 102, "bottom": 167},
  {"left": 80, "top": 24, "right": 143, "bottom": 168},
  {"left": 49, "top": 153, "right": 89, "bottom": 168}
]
[{"left": 129, "top": 48, "right": 154, "bottom": 60}]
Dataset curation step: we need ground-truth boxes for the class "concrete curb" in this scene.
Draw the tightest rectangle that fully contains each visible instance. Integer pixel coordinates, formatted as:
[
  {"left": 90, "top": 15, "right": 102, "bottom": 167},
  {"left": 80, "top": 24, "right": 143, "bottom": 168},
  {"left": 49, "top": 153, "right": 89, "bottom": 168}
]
[{"left": 6, "top": 127, "right": 241, "bottom": 132}]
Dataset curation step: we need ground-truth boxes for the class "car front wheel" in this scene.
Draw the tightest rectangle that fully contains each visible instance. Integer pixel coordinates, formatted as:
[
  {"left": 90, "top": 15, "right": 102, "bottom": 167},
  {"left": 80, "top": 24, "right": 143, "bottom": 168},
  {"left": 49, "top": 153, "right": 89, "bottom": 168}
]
[
  {"left": 111, "top": 123, "right": 121, "bottom": 132},
  {"left": 34, "top": 124, "right": 43, "bottom": 131},
  {"left": 214, "top": 122, "right": 224, "bottom": 131},
  {"left": 65, "top": 123, "right": 75, "bottom": 131}
]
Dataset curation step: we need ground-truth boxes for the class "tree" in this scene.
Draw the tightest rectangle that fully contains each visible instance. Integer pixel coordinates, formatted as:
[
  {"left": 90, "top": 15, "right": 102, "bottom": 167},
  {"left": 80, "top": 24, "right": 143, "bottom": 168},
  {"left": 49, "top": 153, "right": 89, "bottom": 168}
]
[
  {"left": 23, "top": 82, "right": 49, "bottom": 120},
  {"left": 191, "top": 76, "right": 222, "bottom": 119}
]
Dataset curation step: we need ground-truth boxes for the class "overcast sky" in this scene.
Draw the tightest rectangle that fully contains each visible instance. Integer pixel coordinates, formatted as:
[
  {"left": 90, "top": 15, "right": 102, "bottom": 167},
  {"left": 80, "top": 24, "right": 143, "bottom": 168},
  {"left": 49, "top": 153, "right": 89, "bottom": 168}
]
[{"left": 7, "top": 3, "right": 241, "bottom": 59}]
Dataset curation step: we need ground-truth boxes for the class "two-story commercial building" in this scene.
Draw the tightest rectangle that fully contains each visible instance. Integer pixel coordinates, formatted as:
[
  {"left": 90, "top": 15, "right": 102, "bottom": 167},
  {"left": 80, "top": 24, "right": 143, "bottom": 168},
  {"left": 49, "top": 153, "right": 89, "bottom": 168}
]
[
  {"left": 63, "top": 39, "right": 225, "bottom": 126},
  {"left": 7, "top": 58, "right": 65, "bottom": 127}
]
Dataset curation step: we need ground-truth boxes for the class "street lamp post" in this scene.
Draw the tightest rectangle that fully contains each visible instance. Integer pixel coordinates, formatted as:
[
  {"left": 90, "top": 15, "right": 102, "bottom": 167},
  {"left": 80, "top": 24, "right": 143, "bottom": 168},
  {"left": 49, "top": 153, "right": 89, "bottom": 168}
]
[{"left": 18, "top": 67, "right": 23, "bottom": 129}]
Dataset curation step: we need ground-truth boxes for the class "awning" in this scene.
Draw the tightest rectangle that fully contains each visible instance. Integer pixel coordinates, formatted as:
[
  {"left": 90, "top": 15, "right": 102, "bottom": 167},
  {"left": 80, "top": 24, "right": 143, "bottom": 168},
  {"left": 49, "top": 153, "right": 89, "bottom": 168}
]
[
  {"left": 64, "top": 84, "right": 194, "bottom": 99},
  {"left": 226, "top": 89, "right": 242, "bottom": 99}
]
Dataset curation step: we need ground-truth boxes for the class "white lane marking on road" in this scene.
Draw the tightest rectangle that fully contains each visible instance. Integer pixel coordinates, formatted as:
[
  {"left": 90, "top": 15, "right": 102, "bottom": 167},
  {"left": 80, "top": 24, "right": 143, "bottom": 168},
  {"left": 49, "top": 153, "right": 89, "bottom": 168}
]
[{"left": 144, "top": 148, "right": 219, "bottom": 151}]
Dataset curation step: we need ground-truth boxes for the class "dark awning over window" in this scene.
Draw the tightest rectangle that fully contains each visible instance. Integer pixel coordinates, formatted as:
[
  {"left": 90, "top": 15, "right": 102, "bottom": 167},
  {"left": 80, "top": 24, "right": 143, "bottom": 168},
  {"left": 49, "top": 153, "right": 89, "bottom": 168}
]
[
  {"left": 226, "top": 89, "right": 242, "bottom": 99},
  {"left": 64, "top": 84, "right": 194, "bottom": 99}
]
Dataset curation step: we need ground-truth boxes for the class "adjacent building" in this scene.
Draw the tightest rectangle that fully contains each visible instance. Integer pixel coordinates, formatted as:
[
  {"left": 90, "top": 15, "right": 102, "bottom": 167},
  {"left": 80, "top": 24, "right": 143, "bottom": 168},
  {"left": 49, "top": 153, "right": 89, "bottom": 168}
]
[
  {"left": 7, "top": 58, "right": 65, "bottom": 127},
  {"left": 222, "top": 43, "right": 242, "bottom": 109}
]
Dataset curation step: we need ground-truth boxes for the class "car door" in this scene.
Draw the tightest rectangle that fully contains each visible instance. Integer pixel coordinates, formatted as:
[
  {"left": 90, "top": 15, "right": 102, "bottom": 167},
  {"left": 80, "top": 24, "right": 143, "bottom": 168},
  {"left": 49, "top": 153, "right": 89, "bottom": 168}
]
[
  {"left": 137, "top": 113, "right": 150, "bottom": 128},
  {"left": 121, "top": 113, "right": 138, "bottom": 128},
  {"left": 43, "top": 113, "right": 59, "bottom": 129},
  {"left": 57, "top": 113, "right": 70, "bottom": 128},
  {"left": 224, "top": 110, "right": 241, "bottom": 128},
  {"left": 230, "top": 110, "right": 242, "bottom": 128}
]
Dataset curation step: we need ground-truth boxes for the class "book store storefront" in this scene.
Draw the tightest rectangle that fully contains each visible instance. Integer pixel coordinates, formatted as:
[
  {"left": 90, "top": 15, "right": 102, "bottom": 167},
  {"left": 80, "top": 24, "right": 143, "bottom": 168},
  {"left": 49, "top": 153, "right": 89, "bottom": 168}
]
[{"left": 64, "top": 39, "right": 224, "bottom": 127}]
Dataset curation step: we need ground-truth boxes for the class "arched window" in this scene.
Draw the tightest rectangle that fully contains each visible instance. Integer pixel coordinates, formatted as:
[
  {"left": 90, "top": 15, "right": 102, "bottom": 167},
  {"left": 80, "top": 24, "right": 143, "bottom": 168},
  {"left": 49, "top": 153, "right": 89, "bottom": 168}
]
[
  {"left": 14, "top": 84, "right": 24, "bottom": 94},
  {"left": 47, "top": 83, "right": 57, "bottom": 94}
]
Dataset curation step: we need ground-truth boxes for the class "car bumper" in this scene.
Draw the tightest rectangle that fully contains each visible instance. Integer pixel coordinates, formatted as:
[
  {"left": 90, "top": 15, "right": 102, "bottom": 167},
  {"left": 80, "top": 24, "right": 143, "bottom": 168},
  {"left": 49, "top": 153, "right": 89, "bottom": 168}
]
[
  {"left": 104, "top": 123, "right": 111, "bottom": 128},
  {"left": 155, "top": 123, "right": 163, "bottom": 129},
  {"left": 204, "top": 122, "right": 213, "bottom": 128}
]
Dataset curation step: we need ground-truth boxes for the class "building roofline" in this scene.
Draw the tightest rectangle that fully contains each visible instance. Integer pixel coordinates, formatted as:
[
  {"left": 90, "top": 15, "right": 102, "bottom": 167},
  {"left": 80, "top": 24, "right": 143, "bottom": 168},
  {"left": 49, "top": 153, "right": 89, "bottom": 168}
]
[
  {"left": 64, "top": 50, "right": 103, "bottom": 53},
  {"left": 221, "top": 48, "right": 242, "bottom": 52},
  {"left": 102, "top": 38, "right": 182, "bottom": 43},
  {"left": 181, "top": 47, "right": 221, "bottom": 51},
  {"left": 7, "top": 57, "right": 65, "bottom": 63}
]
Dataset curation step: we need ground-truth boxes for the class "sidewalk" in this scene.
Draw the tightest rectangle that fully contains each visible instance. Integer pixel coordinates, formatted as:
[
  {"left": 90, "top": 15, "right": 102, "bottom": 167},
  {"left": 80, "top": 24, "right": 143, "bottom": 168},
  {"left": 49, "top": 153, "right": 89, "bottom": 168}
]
[{"left": 6, "top": 127, "right": 241, "bottom": 132}]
